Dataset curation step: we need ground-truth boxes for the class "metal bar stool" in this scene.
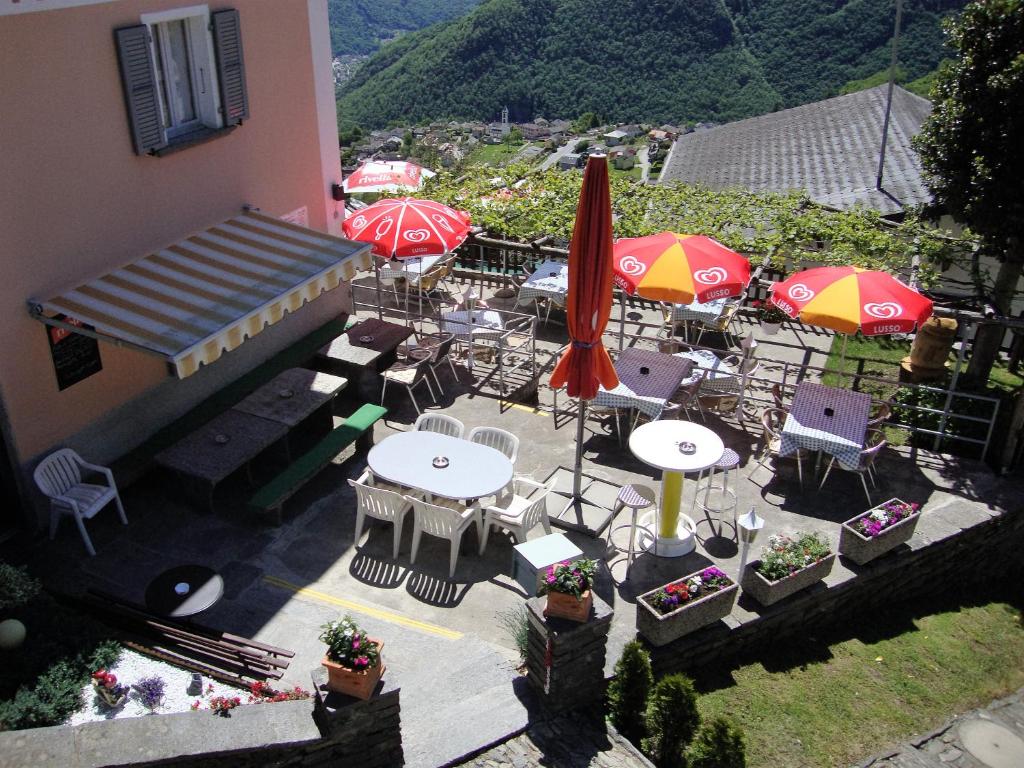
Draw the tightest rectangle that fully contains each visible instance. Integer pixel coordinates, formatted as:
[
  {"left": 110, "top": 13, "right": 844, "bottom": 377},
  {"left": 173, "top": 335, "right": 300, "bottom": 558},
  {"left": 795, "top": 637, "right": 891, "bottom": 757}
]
[
  {"left": 606, "top": 484, "right": 657, "bottom": 579},
  {"left": 692, "top": 448, "right": 739, "bottom": 540}
]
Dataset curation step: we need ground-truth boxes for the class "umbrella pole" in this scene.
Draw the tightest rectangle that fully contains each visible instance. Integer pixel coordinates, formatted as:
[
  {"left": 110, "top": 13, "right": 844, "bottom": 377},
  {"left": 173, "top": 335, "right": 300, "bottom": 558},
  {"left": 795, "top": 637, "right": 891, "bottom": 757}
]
[
  {"left": 619, "top": 297, "right": 626, "bottom": 351},
  {"left": 375, "top": 261, "right": 383, "bottom": 321},
  {"left": 840, "top": 334, "right": 848, "bottom": 379},
  {"left": 572, "top": 399, "right": 586, "bottom": 497}
]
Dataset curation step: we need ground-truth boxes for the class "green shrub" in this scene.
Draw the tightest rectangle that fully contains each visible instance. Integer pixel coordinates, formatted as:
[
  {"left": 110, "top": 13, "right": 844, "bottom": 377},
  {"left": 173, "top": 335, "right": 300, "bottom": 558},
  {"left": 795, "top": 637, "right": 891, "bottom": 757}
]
[
  {"left": 685, "top": 716, "right": 747, "bottom": 768},
  {"left": 641, "top": 674, "right": 700, "bottom": 768},
  {"left": 607, "top": 640, "right": 653, "bottom": 745},
  {"left": 0, "top": 563, "right": 41, "bottom": 612},
  {"left": 0, "top": 639, "right": 119, "bottom": 730}
]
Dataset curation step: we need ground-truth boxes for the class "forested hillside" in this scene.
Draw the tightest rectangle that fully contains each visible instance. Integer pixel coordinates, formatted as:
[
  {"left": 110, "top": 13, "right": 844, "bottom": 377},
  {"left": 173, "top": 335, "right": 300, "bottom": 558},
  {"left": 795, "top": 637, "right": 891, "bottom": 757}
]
[
  {"left": 328, "top": 0, "right": 482, "bottom": 56},
  {"left": 337, "top": 0, "right": 965, "bottom": 128},
  {"left": 339, "top": 0, "right": 782, "bottom": 127}
]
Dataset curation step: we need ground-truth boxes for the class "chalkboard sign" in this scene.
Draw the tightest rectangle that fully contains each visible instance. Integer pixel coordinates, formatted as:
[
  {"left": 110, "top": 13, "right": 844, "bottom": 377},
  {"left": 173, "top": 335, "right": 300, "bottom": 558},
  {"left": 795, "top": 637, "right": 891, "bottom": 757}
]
[{"left": 46, "top": 315, "right": 103, "bottom": 391}]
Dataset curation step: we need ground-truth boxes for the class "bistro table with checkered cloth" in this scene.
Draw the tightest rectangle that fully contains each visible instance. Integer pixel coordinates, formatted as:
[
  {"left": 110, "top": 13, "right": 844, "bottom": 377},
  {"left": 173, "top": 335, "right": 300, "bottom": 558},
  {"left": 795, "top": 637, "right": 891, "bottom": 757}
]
[
  {"left": 670, "top": 296, "right": 729, "bottom": 326},
  {"left": 516, "top": 260, "right": 569, "bottom": 306},
  {"left": 440, "top": 309, "right": 505, "bottom": 343},
  {"left": 779, "top": 382, "right": 871, "bottom": 470},
  {"left": 675, "top": 349, "right": 740, "bottom": 394},
  {"left": 593, "top": 348, "right": 694, "bottom": 420}
]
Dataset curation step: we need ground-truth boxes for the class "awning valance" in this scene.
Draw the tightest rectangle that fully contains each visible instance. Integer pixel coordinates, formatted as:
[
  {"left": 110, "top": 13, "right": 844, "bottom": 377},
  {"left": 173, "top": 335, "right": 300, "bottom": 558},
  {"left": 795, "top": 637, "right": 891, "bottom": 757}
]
[{"left": 28, "top": 211, "right": 372, "bottom": 378}]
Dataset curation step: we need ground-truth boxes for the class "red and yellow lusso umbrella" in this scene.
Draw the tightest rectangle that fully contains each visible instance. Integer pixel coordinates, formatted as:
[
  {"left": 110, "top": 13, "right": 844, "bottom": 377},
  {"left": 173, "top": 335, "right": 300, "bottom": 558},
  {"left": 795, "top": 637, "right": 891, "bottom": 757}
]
[
  {"left": 769, "top": 266, "right": 933, "bottom": 366},
  {"left": 550, "top": 155, "right": 619, "bottom": 521},
  {"left": 611, "top": 232, "right": 751, "bottom": 347},
  {"left": 612, "top": 232, "right": 751, "bottom": 303}
]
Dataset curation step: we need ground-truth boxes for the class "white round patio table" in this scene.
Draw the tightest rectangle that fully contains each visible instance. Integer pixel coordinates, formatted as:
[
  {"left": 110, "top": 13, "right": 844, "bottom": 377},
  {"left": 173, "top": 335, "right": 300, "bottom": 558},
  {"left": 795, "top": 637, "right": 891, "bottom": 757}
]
[
  {"left": 367, "top": 431, "right": 513, "bottom": 500},
  {"left": 628, "top": 421, "right": 725, "bottom": 557}
]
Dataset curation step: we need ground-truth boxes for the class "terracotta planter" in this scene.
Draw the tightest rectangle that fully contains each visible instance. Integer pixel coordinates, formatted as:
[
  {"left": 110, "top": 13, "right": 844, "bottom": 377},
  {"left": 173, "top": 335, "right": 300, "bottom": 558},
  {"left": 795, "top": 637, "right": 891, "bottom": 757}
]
[
  {"left": 322, "top": 639, "right": 385, "bottom": 700},
  {"left": 636, "top": 573, "right": 738, "bottom": 647},
  {"left": 741, "top": 553, "right": 836, "bottom": 607},
  {"left": 839, "top": 500, "right": 921, "bottom": 565},
  {"left": 759, "top": 321, "right": 781, "bottom": 336},
  {"left": 545, "top": 589, "right": 593, "bottom": 622}
]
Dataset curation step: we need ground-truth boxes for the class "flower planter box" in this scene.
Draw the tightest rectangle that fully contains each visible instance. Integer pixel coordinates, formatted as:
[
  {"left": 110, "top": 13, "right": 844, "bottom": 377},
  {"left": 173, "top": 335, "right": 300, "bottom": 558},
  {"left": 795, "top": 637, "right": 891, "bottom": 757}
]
[
  {"left": 636, "top": 572, "right": 738, "bottom": 647},
  {"left": 322, "top": 639, "right": 385, "bottom": 700},
  {"left": 839, "top": 499, "right": 921, "bottom": 565},
  {"left": 545, "top": 589, "right": 592, "bottom": 623},
  {"left": 741, "top": 554, "right": 836, "bottom": 607}
]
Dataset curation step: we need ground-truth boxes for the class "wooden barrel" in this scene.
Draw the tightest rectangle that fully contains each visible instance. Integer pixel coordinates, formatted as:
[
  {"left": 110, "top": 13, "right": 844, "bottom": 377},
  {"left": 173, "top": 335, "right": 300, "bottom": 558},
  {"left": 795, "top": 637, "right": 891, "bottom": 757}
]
[{"left": 910, "top": 317, "right": 957, "bottom": 372}]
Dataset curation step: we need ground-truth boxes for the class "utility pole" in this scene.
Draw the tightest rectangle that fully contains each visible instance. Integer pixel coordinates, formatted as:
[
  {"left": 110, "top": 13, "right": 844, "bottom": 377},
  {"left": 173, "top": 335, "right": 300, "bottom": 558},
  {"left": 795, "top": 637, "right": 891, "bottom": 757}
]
[{"left": 876, "top": 0, "right": 904, "bottom": 190}]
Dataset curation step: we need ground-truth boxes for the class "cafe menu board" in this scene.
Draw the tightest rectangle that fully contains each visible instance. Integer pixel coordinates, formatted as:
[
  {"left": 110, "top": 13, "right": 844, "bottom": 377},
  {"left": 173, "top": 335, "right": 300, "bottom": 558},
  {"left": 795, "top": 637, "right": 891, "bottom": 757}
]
[{"left": 46, "top": 315, "right": 103, "bottom": 391}]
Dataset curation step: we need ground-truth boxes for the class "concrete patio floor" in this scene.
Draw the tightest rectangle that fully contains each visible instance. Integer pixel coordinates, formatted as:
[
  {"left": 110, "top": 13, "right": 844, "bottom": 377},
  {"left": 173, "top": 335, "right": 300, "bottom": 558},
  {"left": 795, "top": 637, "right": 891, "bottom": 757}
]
[{"left": 8, "top": 283, "right": 1020, "bottom": 767}]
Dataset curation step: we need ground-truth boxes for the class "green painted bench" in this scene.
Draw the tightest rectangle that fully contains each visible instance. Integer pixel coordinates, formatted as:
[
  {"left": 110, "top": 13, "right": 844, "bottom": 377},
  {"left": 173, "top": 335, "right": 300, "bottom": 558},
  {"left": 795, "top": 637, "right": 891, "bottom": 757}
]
[{"left": 248, "top": 404, "right": 387, "bottom": 524}]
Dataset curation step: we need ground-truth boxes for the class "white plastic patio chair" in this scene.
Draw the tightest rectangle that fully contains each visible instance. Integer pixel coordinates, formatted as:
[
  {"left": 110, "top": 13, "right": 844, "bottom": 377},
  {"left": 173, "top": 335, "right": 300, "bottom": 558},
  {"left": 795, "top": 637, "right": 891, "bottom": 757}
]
[
  {"left": 479, "top": 477, "right": 554, "bottom": 553},
  {"left": 466, "top": 426, "right": 519, "bottom": 463},
  {"left": 33, "top": 448, "right": 127, "bottom": 556},
  {"left": 348, "top": 470, "right": 415, "bottom": 559},
  {"left": 406, "top": 495, "right": 483, "bottom": 578},
  {"left": 414, "top": 412, "right": 465, "bottom": 438}
]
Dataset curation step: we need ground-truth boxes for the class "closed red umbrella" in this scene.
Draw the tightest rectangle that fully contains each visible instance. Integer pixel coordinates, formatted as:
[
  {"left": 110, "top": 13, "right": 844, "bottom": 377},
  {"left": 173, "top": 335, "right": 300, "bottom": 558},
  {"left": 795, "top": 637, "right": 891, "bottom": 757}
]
[
  {"left": 550, "top": 156, "right": 618, "bottom": 399},
  {"left": 550, "top": 156, "right": 619, "bottom": 522}
]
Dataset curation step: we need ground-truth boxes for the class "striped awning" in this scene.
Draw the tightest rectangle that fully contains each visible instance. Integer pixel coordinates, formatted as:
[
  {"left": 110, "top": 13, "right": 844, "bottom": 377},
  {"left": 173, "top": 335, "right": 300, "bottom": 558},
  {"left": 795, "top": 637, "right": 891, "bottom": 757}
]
[{"left": 28, "top": 211, "right": 373, "bottom": 378}]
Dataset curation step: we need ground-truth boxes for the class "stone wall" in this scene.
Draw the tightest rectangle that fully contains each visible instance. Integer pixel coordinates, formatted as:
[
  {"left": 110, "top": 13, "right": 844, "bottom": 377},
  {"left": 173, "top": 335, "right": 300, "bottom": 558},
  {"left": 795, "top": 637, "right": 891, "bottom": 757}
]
[
  {"left": 526, "top": 593, "right": 613, "bottom": 714},
  {"left": 0, "top": 671, "right": 402, "bottom": 768},
  {"left": 645, "top": 507, "right": 1024, "bottom": 678}
]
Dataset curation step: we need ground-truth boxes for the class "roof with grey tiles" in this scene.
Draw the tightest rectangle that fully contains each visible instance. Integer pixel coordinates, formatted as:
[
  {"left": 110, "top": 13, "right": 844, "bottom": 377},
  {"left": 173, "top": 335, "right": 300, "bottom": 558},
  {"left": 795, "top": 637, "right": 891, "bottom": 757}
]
[{"left": 659, "top": 85, "right": 933, "bottom": 215}]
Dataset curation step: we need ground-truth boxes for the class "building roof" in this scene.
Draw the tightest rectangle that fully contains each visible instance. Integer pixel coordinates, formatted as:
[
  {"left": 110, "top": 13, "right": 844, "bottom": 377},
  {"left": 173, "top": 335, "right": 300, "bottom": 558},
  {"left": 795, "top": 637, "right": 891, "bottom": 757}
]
[{"left": 659, "top": 85, "right": 932, "bottom": 215}]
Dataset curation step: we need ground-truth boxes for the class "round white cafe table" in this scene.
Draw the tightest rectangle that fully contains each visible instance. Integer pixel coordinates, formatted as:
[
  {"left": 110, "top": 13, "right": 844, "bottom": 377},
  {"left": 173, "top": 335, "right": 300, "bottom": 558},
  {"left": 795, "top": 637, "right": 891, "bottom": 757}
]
[
  {"left": 628, "top": 421, "right": 725, "bottom": 557},
  {"left": 367, "top": 431, "right": 513, "bottom": 500}
]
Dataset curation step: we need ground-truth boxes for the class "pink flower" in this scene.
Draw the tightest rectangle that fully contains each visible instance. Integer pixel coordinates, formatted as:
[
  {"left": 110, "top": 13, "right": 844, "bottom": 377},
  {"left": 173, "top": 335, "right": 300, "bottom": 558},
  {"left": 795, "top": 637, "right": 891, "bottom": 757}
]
[{"left": 352, "top": 639, "right": 360, "bottom": 649}]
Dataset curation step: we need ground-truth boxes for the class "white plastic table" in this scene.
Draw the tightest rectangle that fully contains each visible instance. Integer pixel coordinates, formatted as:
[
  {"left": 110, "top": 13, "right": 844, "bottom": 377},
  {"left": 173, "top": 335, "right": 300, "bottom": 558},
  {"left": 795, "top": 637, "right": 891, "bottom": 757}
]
[
  {"left": 367, "top": 431, "right": 513, "bottom": 500},
  {"left": 628, "top": 421, "right": 724, "bottom": 557}
]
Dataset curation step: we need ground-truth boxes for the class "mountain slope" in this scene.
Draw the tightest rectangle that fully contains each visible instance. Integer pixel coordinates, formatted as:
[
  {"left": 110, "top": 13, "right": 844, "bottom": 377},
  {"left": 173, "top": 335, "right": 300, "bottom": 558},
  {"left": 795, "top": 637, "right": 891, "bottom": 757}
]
[
  {"left": 338, "top": 0, "right": 782, "bottom": 127},
  {"left": 328, "top": 0, "right": 484, "bottom": 56},
  {"left": 728, "top": 0, "right": 964, "bottom": 108},
  {"left": 337, "top": 0, "right": 966, "bottom": 129}
]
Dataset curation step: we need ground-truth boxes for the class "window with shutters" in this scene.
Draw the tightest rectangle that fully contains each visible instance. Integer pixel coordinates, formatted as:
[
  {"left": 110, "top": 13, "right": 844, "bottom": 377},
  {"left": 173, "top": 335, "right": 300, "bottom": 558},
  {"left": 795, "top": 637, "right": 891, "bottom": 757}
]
[{"left": 116, "top": 6, "right": 248, "bottom": 155}]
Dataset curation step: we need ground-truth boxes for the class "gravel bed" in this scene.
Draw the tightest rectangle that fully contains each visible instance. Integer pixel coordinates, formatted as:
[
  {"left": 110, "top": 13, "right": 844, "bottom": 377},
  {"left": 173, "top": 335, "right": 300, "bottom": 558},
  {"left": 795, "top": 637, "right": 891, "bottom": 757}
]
[{"left": 68, "top": 648, "right": 247, "bottom": 725}]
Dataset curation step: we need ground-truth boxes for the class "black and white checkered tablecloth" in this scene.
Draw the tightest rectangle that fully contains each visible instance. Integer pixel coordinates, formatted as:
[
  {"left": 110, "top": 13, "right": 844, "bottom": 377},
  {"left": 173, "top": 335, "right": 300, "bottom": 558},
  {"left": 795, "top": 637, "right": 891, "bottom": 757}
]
[
  {"left": 779, "top": 381, "right": 871, "bottom": 470},
  {"left": 670, "top": 296, "right": 729, "bottom": 325},
  {"left": 675, "top": 349, "right": 740, "bottom": 393},
  {"left": 593, "top": 348, "right": 694, "bottom": 419},
  {"left": 515, "top": 260, "right": 569, "bottom": 305}
]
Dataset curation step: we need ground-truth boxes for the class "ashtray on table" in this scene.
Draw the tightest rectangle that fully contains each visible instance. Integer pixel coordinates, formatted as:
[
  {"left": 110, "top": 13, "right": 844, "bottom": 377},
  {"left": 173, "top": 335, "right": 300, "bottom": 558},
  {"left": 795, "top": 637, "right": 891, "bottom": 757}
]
[
  {"left": 278, "top": 389, "right": 294, "bottom": 399},
  {"left": 359, "top": 335, "right": 375, "bottom": 344},
  {"left": 677, "top": 441, "right": 696, "bottom": 455},
  {"left": 213, "top": 434, "right": 230, "bottom": 445},
  {"left": 432, "top": 456, "right": 450, "bottom": 469}
]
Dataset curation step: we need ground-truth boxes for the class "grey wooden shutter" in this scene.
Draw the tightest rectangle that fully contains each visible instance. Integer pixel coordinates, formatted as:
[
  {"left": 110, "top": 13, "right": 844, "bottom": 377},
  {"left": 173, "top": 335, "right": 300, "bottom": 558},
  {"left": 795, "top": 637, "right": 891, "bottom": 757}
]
[
  {"left": 212, "top": 9, "right": 249, "bottom": 126},
  {"left": 114, "top": 25, "right": 167, "bottom": 155}
]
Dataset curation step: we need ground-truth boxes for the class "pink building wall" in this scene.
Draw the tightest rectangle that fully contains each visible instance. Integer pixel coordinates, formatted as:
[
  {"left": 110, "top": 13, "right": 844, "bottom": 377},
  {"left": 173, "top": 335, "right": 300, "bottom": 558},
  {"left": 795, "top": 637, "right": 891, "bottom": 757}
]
[{"left": 0, "top": 1, "right": 346, "bottom": 478}]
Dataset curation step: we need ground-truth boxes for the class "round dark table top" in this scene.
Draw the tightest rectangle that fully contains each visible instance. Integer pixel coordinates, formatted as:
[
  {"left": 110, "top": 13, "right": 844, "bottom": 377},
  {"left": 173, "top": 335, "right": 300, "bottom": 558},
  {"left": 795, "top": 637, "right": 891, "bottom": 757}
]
[{"left": 145, "top": 564, "right": 224, "bottom": 618}]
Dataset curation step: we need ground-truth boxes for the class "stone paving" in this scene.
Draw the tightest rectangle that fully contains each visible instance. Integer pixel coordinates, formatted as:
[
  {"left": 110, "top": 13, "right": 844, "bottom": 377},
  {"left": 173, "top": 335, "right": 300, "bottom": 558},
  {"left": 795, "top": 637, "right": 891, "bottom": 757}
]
[
  {"left": 457, "top": 718, "right": 653, "bottom": 768},
  {"left": 859, "top": 687, "right": 1024, "bottom": 768}
]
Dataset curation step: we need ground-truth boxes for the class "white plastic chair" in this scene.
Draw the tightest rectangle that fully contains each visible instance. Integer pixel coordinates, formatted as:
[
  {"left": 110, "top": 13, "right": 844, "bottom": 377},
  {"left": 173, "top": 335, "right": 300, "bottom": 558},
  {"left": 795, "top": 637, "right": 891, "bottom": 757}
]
[
  {"left": 348, "top": 470, "right": 415, "bottom": 559},
  {"left": 467, "top": 426, "right": 519, "bottom": 463},
  {"left": 406, "top": 495, "right": 483, "bottom": 578},
  {"left": 413, "top": 412, "right": 465, "bottom": 438},
  {"left": 479, "top": 477, "right": 554, "bottom": 553},
  {"left": 33, "top": 448, "right": 127, "bottom": 556}
]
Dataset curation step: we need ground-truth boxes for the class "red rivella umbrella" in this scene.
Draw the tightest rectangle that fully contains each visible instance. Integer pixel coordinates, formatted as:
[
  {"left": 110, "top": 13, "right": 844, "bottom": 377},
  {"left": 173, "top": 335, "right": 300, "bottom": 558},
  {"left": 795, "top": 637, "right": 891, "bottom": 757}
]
[
  {"left": 342, "top": 197, "right": 471, "bottom": 260},
  {"left": 342, "top": 160, "right": 434, "bottom": 194},
  {"left": 550, "top": 156, "right": 619, "bottom": 517}
]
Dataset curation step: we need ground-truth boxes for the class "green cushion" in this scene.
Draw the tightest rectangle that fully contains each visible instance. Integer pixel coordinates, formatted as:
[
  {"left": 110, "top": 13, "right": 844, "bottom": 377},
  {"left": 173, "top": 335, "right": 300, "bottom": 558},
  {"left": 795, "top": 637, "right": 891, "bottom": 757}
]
[{"left": 343, "top": 403, "right": 388, "bottom": 431}]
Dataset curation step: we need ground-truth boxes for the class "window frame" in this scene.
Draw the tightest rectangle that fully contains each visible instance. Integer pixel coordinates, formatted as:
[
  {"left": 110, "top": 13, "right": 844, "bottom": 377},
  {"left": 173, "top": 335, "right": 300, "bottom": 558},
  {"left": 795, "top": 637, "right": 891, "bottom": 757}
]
[{"left": 140, "top": 5, "right": 223, "bottom": 142}]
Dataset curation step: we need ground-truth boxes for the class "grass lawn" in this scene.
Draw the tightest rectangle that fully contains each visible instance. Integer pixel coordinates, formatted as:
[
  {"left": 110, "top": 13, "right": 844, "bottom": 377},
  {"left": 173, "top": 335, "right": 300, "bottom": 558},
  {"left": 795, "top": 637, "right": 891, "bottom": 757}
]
[
  {"left": 610, "top": 163, "right": 643, "bottom": 180},
  {"left": 467, "top": 141, "right": 528, "bottom": 167},
  {"left": 694, "top": 598, "right": 1024, "bottom": 767}
]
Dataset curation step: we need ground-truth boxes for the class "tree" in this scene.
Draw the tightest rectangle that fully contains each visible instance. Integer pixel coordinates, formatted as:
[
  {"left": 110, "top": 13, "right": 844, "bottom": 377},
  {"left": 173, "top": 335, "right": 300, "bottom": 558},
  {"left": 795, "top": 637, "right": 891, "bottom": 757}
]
[
  {"left": 914, "top": 0, "right": 1024, "bottom": 387},
  {"left": 607, "top": 640, "right": 653, "bottom": 746},
  {"left": 685, "top": 717, "right": 747, "bottom": 768},
  {"left": 641, "top": 674, "right": 700, "bottom": 768}
]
